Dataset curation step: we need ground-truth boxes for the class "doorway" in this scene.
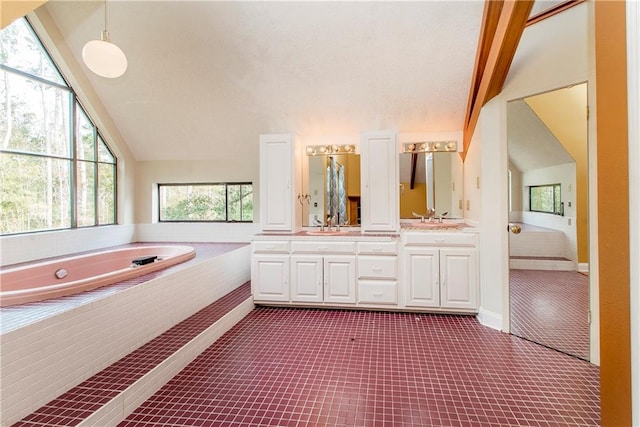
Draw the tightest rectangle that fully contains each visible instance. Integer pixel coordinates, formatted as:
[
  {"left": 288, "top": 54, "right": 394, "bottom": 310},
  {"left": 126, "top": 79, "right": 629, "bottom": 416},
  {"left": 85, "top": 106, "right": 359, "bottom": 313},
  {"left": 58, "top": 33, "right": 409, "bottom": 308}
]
[{"left": 506, "top": 83, "right": 590, "bottom": 360}]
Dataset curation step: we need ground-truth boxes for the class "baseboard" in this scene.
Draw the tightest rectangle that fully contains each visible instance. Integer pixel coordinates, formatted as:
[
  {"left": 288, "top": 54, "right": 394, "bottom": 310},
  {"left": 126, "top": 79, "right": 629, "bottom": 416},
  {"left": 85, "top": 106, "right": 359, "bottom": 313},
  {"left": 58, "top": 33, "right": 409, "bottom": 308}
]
[
  {"left": 578, "top": 263, "right": 589, "bottom": 273},
  {"left": 477, "top": 308, "right": 503, "bottom": 331}
]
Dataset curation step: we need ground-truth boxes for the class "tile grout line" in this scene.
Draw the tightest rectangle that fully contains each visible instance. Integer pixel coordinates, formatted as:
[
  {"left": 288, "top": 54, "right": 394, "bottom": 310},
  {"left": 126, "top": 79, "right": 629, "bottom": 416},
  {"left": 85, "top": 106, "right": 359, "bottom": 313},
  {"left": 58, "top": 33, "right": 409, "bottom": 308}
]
[{"left": 79, "top": 297, "right": 255, "bottom": 427}]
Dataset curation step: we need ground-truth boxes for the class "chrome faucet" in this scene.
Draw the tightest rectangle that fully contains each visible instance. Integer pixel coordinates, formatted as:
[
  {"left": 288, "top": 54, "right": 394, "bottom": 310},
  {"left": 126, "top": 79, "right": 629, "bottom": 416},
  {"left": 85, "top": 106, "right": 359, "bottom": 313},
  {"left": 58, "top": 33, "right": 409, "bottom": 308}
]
[{"left": 412, "top": 211, "right": 425, "bottom": 223}]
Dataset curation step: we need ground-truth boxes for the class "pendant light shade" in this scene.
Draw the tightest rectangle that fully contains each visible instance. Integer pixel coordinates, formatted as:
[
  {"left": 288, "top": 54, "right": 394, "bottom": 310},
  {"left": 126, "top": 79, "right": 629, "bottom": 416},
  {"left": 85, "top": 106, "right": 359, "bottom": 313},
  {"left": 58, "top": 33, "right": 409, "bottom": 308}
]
[{"left": 82, "top": 1, "right": 127, "bottom": 78}]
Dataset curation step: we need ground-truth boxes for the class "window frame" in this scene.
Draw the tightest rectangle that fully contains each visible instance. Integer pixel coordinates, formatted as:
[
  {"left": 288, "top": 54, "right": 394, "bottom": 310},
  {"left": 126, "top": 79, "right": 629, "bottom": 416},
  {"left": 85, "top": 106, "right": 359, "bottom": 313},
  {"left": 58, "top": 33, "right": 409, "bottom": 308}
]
[
  {"left": 0, "top": 17, "right": 117, "bottom": 235},
  {"left": 158, "top": 182, "right": 253, "bottom": 223},
  {"left": 529, "top": 183, "right": 562, "bottom": 215}
]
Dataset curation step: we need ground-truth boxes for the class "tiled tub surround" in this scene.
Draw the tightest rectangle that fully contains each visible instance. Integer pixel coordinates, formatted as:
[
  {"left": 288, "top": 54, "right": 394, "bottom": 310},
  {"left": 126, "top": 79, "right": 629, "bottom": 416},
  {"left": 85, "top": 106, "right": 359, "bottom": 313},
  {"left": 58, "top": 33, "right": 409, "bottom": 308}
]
[
  {"left": 0, "top": 243, "right": 251, "bottom": 426},
  {"left": 121, "top": 307, "right": 600, "bottom": 426},
  {"left": 509, "top": 222, "right": 575, "bottom": 271},
  {"left": 0, "top": 245, "right": 196, "bottom": 307},
  {"left": 12, "top": 283, "right": 253, "bottom": 427}
]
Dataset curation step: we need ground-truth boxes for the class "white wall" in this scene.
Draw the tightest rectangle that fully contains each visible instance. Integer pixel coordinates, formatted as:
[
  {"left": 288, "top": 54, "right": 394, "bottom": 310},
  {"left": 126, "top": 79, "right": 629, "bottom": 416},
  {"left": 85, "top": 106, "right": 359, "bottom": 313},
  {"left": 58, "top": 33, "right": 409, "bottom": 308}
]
[
  {"left": 0, "top": 226, "right": 135, "bottom": 266},
  {"left": 520, "top": 163, "right": 578, "bottom": 261},
  {"left": 471, "top": 3, "right": 592, "bottom": 337},
  {"left": 508, "top": 160, "right": 522, "bottom": 221},
  {"left": 134, "top": 160, "right": 260, "bottom": 242},
  {"left": 463, "top": 131, "right": 482, "bottom": 226}
]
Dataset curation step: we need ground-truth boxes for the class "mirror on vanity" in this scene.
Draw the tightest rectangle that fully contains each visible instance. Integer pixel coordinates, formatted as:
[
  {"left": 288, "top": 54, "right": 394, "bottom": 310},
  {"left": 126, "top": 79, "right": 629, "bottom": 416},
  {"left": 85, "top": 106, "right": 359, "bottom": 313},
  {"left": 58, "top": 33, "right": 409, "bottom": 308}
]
[
  {"left": 399, "top": 148, "right": 463, "bottom": 219},
  {"left": 301, "top": 145, "right": 361, "bottom": 227}
]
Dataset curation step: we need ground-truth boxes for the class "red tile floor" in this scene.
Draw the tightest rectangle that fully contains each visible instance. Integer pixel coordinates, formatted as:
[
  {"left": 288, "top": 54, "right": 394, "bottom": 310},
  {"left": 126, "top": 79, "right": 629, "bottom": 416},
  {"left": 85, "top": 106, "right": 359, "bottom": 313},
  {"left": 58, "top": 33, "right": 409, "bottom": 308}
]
[
  {"left": 120, "top": 308, "right": 600, "bottom": 427},
  {"left": 510, "top": 269, "right": 590, "bottom": 360}
]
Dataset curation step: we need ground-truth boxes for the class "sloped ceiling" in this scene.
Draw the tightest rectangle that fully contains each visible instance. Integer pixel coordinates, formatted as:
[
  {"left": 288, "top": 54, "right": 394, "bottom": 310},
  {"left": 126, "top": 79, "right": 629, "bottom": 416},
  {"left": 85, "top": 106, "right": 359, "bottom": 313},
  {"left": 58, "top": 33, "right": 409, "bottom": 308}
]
[
  {"left": 507, "top": 98, "right": 574, "bottom": 172},
  {"left": 41, "top": 1, "right": 483, "bottom": 161}
]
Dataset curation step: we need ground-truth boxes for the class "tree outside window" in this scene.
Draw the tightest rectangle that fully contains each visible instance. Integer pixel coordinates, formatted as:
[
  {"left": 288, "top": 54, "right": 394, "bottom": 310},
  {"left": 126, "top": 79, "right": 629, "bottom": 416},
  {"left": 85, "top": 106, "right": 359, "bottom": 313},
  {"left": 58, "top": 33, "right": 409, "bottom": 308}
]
[
  {"left": 159, "top": 183, "right": 253, "bottom": 222},
  {"left": 529, "top": 184, "right": 562, "bottom": 215},
  {"left": 0, "top": 18, "right": 116, "bottom": 235}
]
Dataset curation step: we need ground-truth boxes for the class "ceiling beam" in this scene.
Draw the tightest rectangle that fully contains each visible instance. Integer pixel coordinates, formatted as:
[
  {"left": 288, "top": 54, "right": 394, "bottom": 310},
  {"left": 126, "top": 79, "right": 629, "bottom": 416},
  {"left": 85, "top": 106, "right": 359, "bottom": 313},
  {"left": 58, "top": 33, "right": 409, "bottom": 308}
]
[
  {"left": 410, "top": 153, "right": 418, "bottom": 189},
  {"left": 462, "top": 0, "right": 534, "bottom": 161},
  {"left": 526, "top": 0, "right": 587, "bottom": 27}
]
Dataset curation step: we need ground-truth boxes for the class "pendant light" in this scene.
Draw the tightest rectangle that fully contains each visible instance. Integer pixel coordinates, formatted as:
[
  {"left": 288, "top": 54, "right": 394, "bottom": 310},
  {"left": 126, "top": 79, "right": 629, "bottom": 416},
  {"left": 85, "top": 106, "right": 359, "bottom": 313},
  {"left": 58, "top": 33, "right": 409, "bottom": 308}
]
[{"left": 82, "top": 0, "right": 128, "bottom": 78}]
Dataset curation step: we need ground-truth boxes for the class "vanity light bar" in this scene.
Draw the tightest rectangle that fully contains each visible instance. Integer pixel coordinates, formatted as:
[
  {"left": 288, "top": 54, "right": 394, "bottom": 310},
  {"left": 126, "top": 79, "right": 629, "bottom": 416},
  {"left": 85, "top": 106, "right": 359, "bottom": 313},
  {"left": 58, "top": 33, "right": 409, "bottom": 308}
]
[
  {"left": 306, "top": 144, "right": 356, "bottom": 156},
  {"left": 403, "top": 140, "right": 457, "bottom": 153}
]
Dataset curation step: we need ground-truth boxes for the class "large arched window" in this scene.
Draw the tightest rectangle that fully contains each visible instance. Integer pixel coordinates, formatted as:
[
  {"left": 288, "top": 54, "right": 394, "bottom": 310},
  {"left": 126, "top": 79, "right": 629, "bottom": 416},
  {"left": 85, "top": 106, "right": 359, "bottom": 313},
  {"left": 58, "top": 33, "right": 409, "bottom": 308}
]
[{"left": 0, "top": 18, "right": 116, "bottom": 235}]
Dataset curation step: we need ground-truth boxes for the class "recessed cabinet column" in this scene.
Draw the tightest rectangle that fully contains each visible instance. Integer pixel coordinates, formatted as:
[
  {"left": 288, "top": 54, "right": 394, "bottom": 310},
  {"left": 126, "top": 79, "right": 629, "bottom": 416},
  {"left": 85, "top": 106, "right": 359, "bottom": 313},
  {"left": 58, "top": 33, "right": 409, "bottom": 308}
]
[
  {"left": 259, "top": 134, "right": 301, "bottom": 232},
  {"left": 360, "top": 131, "right": 399, "bottom": 232}
]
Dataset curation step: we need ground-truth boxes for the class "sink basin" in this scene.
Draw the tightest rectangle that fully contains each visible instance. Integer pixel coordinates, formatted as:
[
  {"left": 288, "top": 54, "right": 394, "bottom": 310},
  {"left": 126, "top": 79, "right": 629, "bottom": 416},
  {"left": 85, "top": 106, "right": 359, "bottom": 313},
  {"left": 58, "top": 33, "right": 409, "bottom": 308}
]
[
  {"left": 305, "top": 230, "right": 350, "bottom": 236},
  {"left": 409, "top": 221, "right": 462, "bottom": 229}
]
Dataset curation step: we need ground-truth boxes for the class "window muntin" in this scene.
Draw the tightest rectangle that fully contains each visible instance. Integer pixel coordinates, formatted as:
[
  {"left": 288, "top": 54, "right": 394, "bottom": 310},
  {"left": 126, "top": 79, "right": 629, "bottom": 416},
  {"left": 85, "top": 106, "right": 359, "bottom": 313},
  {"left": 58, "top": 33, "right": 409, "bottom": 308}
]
[
  {"left": 529, "top": 184, "right": 562, "bottom": 214},
  {"left": 0, "top": 18, "right": 66, "bottom": 85},
  {"left": 77, "top": 107, "right": 96, "bottom": 161},
  {"left": 0, "top": 18, "right": 117, "bottom": 235},
  {"left": 159, "top": 183, "right": 253, "bottom": 223},
  {"left": 0, "top": 153, "right": 72, "bottom": 232},
  {"left": 1, "top": 71, "right": 72, "bottom": 158}
]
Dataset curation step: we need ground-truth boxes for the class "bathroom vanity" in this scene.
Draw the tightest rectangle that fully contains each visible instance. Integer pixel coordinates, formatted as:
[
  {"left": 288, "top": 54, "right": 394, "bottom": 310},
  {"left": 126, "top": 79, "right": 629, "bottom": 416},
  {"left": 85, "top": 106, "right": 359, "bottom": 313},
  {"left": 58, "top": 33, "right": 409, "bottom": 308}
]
[{"left": 253, "top": 131, "right": 479, "bottom": 314}]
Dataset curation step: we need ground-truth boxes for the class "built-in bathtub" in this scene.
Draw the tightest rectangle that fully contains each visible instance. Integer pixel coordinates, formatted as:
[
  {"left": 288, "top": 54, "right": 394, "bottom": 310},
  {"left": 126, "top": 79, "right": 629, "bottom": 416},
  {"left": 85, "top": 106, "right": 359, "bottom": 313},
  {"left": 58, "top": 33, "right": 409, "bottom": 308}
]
[
  {"left": 0, "top": 245, "right": 195, "bottom": 307},
  {"left": 0, "top": 242, "right": 252, "bottom": 426}
]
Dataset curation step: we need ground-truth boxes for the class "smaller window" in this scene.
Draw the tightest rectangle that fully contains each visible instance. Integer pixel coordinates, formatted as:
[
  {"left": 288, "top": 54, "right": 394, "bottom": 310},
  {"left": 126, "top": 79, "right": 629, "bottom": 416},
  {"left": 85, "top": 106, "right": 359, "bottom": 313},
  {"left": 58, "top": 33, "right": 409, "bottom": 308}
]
[
  {"left": 529, "top": 184, "right": 562, "bottom": 214},
  {"left": 159, "top": 183, "right": 253, "bottom": 222}
]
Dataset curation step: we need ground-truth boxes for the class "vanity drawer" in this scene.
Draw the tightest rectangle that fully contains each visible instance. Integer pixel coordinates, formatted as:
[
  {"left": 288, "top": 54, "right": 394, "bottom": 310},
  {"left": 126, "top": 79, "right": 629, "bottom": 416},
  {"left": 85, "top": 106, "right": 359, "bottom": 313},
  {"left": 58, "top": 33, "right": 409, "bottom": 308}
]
[
  {"left": 358, "top": 256, "right": 397, "bottom": 279},
  {"left": 291, "top": 241, "right": 356, "bottom": 254},
  {"left": 357, "top": 241, "right": 397, "bottom": 255},
  {"left": 402, "top": 232, "right": 477, "bottom": 247},
  {"left": 253, "top": 241, "right": 290, "bottom": 253},
  {"left": 358, "top": 281, "right": 398, "bottom": 304}
]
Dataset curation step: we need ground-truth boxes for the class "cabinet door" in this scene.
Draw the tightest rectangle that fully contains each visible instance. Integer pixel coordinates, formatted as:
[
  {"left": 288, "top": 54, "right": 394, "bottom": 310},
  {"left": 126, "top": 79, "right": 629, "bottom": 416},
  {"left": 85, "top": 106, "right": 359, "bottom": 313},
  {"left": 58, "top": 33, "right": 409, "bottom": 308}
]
[
  {"left": 440, "top": 248, "right": 478, "bottom": 310},
  {"left": 259, "top": 134, "right": 298, "bottom": 231},
  {"left": 291, "top": 255, "right": 323, "bottom": 302},
  {"left": 251, "top": 254, "right": 290, "bottom": 302},
  {"left": 360, "top": 131, "right": 399, "bottom": 232},
  {"left": 323, "top": 256, "right": 356, "bottom": 304},
  {"left": 404, "top": 248, "right": 440, "bottom": 307}
]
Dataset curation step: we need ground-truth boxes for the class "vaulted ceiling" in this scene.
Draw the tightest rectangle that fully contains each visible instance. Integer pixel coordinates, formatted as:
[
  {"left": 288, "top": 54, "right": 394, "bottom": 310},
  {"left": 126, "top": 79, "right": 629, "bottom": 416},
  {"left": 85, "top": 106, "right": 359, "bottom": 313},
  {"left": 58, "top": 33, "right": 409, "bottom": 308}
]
[{"left": 41, "top": 1, "right": 485, "bottom": 161}]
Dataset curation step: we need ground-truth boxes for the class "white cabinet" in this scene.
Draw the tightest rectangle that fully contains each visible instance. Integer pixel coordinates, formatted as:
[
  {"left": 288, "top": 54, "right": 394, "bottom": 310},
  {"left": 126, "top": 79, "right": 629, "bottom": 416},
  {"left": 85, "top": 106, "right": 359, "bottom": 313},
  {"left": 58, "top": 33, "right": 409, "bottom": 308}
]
[
  {"left": 290, "top": 255, "right": 323, "bottom": 302},
  {"left": 360, "top": 131, "right": 399, "bottom": 232},
  {"left": 251, "top": 254, "right": 290, "bottom": 302},
  {"left": 252, "top": 241, "right": 291, "bottom": 302},
  {"left": 290, "top": 242, "right": 356, "bottom": 304},
  {"left": 405, "top": 247, "right": 440, "bottom": 307},
  {"left": 259, "top": 134, "right": 301, "bottom": 232},
  {"left": 323, "top": 256, "right": 356, "bottom": 304},
  {"left": 402, "top": 232, "right": 479, "bottom": 312},
  {"left": 440, "top": 249, "right": 478, "bottom": 310},
  {"left": 357, "top": 241, "right": 399, "bottom": 305}
]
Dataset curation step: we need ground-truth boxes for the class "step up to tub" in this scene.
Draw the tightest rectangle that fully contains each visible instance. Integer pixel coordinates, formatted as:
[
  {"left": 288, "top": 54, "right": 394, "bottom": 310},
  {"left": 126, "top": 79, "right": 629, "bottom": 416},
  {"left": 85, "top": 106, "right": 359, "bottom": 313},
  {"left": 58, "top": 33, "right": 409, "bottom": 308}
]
[
  {"left": 11, "top": 282, "right": 254, "bottom": 427},
  {"left": 509, "top": 255, "right": 575, "bottom": 271},
  {"left": 509, "top": 223, "right": 567, "bottom": 258}
]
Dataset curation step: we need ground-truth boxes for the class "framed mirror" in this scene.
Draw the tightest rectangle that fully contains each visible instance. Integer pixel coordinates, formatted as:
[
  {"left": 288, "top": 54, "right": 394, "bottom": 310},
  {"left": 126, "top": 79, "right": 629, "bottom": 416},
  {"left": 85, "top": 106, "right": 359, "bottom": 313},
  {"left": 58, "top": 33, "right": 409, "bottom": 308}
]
[
  {"left": 301, "top": 147, "right": 360, "bottom": 227},
  {"left": 399, "top": 151, "right": 463, "bottom": 219}
]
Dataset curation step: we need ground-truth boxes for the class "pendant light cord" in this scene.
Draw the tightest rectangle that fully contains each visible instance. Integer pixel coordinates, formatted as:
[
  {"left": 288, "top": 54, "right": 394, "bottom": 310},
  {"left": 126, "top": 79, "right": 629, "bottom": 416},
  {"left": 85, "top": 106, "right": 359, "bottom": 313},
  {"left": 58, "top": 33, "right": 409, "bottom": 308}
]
[{"left": 104, "top": 0, "right": 108, "bottom": 32}]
